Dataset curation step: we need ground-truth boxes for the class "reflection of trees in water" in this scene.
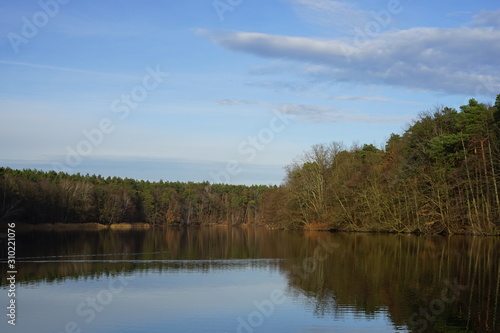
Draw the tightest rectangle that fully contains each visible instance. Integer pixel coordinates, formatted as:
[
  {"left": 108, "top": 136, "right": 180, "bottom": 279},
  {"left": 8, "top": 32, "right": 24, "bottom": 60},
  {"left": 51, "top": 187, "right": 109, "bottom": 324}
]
[
  {"left": 281, "top": 234, "right": 499, "bottom": 333},
  {"left": 0, "top": 227, "right": 289, "bottom": 285},
  {"left": 1, "top": 228, "right": 498, "bottom": 332}
]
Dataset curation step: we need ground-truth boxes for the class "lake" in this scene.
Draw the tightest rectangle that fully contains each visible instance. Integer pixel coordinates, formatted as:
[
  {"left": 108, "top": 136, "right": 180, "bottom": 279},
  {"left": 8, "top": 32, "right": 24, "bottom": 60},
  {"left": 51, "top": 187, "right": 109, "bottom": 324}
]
[{"left": 0, "top": 227, "right": 498, "bottom": 332}]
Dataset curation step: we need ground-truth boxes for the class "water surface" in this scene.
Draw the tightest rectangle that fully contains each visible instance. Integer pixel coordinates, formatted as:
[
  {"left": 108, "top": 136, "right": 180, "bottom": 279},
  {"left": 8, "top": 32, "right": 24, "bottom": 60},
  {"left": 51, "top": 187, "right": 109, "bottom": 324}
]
[{"left": 0, "top": 227, "right": 498, "bottom": 332}]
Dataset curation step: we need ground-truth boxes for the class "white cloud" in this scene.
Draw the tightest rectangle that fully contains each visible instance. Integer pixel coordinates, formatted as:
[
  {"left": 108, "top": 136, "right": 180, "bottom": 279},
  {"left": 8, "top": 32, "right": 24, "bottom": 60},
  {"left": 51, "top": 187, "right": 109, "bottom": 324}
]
[
  {"left": 215, "top": 99, "right": 259, "bottom": 106},
  {"left": 326, "top": 95, "right": 422, "bottom": 105},
  {"left": 278, "top": 103, "right": 340, "bottom": 123},
  {"left": 215, "top": 99, "right": 409, "bottom": 124},
  {"left": 199, "top": 26, "right": 500, "bottom": 96},
  {"left": 276, "top": 103, "right": 409, "bottom": 123},
  {"left": 329, "top": 95, "right": 390, "bottom": 102}
]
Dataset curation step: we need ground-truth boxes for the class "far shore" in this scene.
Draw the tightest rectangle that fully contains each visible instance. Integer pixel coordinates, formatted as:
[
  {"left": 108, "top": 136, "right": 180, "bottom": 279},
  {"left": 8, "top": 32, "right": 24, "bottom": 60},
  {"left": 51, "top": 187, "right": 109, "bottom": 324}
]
[
  {"left": 2, "top": 222, "right": 498, "bottom": 236},
  {"left": 3, "top": 222, "right": 152, "bottom": 231}
]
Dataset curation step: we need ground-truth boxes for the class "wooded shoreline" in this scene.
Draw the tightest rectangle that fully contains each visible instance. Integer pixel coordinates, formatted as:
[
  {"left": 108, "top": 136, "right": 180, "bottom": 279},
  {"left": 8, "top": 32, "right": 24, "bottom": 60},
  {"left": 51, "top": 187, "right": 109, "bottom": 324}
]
[
  {"left": 1, "top": 96, "right": 500, "bottom": 235},
  {"left": 4, "top": 222, "right": 498, "bottom": 236}
]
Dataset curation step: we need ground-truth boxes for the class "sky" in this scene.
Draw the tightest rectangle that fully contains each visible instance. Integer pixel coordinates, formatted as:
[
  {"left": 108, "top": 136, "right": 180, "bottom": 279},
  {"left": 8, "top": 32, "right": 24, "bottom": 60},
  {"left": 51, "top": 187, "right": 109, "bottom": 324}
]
[{"left": 1, "top": 0, "right": 499, "bottom": 185}]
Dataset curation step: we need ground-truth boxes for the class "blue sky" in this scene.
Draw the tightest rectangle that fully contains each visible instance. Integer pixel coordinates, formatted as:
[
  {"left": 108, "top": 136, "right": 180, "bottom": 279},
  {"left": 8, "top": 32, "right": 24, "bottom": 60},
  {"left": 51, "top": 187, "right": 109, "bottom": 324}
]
[{"left": 1, "top": 0, "right": 499, "bottom": 185}]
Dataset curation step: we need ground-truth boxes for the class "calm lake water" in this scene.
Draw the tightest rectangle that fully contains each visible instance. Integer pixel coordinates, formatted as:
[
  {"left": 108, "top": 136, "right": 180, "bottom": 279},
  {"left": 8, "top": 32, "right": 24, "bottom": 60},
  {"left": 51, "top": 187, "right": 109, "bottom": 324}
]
[{"left": 0, "top": 227, "right": 498, "bottom": 333}]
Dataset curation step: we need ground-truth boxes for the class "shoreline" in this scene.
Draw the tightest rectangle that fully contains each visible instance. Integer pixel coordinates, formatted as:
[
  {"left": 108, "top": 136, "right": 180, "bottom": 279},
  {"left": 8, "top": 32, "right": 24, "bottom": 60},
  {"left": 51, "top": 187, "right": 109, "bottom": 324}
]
[
  {"left": 1, "top": 222, "right": 151, "bottom": 231},
  {"left": 2, "top": 222, "right": 498, "bottom": 236}
]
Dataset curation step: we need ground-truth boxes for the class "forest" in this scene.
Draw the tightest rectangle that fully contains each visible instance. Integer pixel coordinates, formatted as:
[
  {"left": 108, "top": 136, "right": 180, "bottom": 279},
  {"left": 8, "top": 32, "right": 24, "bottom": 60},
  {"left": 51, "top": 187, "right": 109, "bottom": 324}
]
[
  {"left": 0, "top": 168, "right": 269, "bottom": 226},
  {"left": 1, "top": 95, "right": 500, "bottom": 235}
]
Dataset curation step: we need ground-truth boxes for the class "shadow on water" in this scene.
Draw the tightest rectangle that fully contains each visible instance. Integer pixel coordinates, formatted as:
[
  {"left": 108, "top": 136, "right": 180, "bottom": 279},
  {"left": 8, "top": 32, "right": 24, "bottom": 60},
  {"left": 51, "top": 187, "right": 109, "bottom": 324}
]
[{"left": 0, "top": 227, "right": 498, "bottom": 332}]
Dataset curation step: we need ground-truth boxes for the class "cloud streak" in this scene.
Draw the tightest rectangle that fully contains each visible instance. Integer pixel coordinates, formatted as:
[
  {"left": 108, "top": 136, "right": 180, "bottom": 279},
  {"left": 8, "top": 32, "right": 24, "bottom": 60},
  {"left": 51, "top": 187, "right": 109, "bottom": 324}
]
[
  {"left": 216, "top": 99, "right": 409, "bottom": 124},
  {"left": 198, "top": 24, "right": 500, "bottom": 96},
  {"left": 276, "top": 103, "right": 409, "bottom": 123},
  {"left": 0, "top": 60, "right": 137, "bottom": 80}
]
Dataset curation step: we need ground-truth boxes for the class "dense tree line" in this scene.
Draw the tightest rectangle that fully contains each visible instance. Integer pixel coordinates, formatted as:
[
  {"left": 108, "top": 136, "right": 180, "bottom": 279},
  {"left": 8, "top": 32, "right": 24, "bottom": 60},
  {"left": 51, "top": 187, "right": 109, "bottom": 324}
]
[
  {"left": 1, "top": 95, "right": 499, "bottom": 234},
  {"left": 0, "top": 168, "right": 270, "bottom": 226},
  {"left": 261, "top": 96, "right": 500, "bottom": 235}
]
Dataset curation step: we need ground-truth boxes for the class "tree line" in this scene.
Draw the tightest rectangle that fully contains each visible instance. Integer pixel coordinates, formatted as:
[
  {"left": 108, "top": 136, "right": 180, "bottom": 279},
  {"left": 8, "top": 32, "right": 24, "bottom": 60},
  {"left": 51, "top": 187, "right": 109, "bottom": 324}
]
[
  {"left": 0, "top": 168, "right": 270, "bottom": 226},
  {"left": 1, "top": 95, "right": 499, "bottom": 234},
  {"left": 261, "top": 96, "right": 500, "bottom": 235}
]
